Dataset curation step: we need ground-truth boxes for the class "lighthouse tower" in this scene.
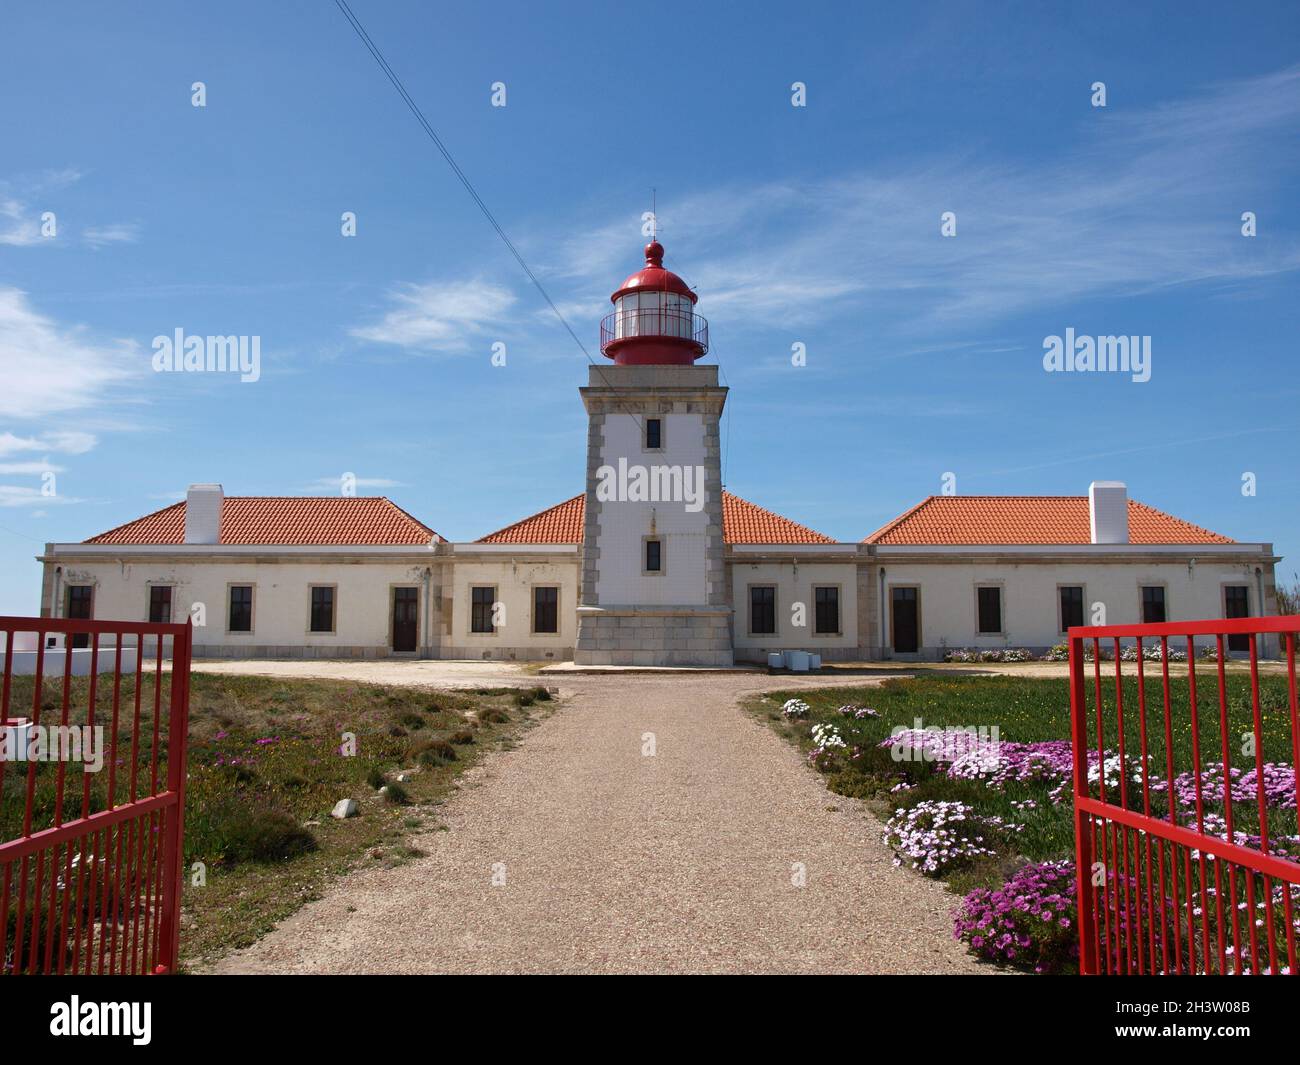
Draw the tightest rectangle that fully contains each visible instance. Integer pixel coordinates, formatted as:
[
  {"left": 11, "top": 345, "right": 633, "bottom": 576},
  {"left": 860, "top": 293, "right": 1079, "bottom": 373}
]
[{"left": 574, "top": 240, "right": 733, "bottom": 666}]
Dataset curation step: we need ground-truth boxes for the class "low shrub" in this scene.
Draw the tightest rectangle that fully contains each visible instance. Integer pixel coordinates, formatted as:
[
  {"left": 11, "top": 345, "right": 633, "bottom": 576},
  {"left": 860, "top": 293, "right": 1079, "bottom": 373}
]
[
  {"left": 883, "top": 799, "right": 1019, "bottom": 876},
  {"left": 383, "top": 781, "right": 410, "bottom": 805},
  {"left": 194, "top": 796, "right": 317, "bottom": 864},
  {"left": 954, "top": 859, "right": 1079, "bottom": 973},
  {"left": 943, "top": 647, "right": 1034, "bottom": 663},
  {"left": 477, "top": 706, "right": 511, "bottom": 725},
  {"left": 416, "top": 739, "right": 457, "bottom": 766},
  {"left": 449, "top": 729, "right": 475, "bottom": 745},
  {"left": 781, "top": 698, "right": 809, "bottom": 718}
]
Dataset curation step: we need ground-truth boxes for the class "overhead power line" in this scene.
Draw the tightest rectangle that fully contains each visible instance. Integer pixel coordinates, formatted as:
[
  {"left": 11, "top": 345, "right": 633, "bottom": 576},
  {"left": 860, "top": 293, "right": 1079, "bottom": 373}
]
[{"left": 331, "top": 0, "right": 595, "bottom": 363}]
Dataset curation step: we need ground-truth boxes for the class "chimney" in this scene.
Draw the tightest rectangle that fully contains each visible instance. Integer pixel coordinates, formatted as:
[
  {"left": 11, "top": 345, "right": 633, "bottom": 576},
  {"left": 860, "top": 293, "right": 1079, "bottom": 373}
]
[
  {"left": 1088, "top": 481, "right": 1128, "bottom": 545},
  {"left": 184, "top": 484, "right": 224, "bottom": 545}
]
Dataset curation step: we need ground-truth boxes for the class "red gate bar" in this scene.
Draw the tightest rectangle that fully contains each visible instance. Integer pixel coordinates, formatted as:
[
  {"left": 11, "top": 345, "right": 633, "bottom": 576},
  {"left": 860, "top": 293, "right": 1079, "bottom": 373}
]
[
  {"left": 0, "top": 617, "right": 191, "bottom": 975},
  {"left": 1070, "top": 614, "right": 1300, "bottom": 975}
]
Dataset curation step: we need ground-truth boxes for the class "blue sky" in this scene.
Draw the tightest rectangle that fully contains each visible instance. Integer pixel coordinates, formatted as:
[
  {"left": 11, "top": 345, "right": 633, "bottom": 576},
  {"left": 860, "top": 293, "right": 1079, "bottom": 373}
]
[{"left": 2, "top": 0, "right": 1298, "bottom": 614}]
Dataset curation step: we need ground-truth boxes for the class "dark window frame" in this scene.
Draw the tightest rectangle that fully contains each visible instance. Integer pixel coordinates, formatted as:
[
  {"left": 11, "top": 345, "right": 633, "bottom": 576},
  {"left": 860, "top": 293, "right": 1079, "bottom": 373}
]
[
  {"left": 813, "top": 585, "right": 840, "bottom": 635},
  {"left": 644, "top": 538, "right": 663, "bottom": 574},
  {"left": 309, "top": 585, "right": 335, "bottom": 633},
  {"left": 1141, "top": 585, "right": 1167, "bottom": 625},
  {"left": 976, "top": 585, "right": 1003, "bottom": 635},
  {"left": 470, "top": 585, "right": 497, "bottom": 634},
  {"left": 228, "top": 585, "right": 254, "bottom": 633},
  {"left": 1059, "top": 585, "right": 1084, "bottom": 633},
  {"left": 148, "top": 585, "right": 173, "bottom": 624},
  {"left": 645, "top": 418, "right": 663, "bottom": 450},
  {"left": 749, "top": 585, "right": 777, "bottom": 635},
  {"left": 532, "top": 585, "right": 559, "bottom": 634}
]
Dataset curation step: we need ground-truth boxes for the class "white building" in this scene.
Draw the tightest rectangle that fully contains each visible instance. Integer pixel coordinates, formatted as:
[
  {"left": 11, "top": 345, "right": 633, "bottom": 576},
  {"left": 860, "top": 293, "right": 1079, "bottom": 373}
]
[{"left": 37, "top": 241, "right": 1280, "bottom": 663}]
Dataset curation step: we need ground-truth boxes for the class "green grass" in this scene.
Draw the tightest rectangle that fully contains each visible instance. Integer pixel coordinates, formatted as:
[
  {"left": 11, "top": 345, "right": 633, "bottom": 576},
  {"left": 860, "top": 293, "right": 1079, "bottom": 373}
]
[
  {"left": 748, "top": 672, "right": 1298, "bottom": 895},
  {"left": 1, "top": 672, "right": 552, "bottom": 969}
]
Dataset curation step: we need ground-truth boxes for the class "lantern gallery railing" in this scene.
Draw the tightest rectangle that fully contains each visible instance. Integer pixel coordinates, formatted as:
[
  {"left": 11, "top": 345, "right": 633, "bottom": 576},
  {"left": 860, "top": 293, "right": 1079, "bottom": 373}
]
[{"left": 599, "top": 307, "right": 709, "bottom": 356}]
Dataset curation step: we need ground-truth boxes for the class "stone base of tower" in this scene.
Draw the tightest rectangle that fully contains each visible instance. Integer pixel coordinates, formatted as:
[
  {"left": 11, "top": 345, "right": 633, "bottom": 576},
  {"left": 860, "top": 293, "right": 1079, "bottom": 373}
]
[{"left": 574, "top": 605, "right": 734, "bottom": 667}]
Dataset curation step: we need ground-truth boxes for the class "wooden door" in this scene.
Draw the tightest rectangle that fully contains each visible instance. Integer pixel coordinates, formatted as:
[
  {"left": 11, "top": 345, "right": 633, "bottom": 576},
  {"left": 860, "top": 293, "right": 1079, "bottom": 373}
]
[
  {"left": 1224, "top": 586, "right": 1250, "bottom": 653},
  {"left": 891, "top": 587, "right": 918, "bottom": 654},
  {"left": 392, "top": 587, "right": 418, "bottom": 652},
  {"left": 66, "top": 585, "right": 92, "bottom": 648}
]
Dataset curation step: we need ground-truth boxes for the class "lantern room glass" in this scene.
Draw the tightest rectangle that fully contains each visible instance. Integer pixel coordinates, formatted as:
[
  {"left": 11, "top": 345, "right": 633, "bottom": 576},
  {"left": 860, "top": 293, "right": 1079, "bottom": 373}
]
[{"left": 613, "top": 291, "right": 694, "bottom": 341}]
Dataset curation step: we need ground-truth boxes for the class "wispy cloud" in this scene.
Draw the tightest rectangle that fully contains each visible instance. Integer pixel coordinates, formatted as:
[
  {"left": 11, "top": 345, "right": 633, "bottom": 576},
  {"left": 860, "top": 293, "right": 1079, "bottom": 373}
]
[
  {"left": 0, "top": 430, "right": 96, "bottom": 457},
  {"left": 82, "top": 222, "right": 140, "bottom": 249},
  {"left": 0, "top": 485, "right": 81, "bottom": 509},
  {"left": 0, "top": 288, "right": 139, "bottom": 419},
  {"left": 0, "top": 168, "right": 83, "bottom": 246},
  {"left": 0, "top": 460, "right": 66, "bottom": 475},
  {"left": 0, "top": 198, "right": 46, "bottom": 247},
  {"left": 304, "top": 475, "right": 405, "bottom": 493},
  {"left": 351, "top": 279, "right": 516, "bottom": 353},
  {"left": 539, "top": 66, "right": 1300, "bottom": 338}
]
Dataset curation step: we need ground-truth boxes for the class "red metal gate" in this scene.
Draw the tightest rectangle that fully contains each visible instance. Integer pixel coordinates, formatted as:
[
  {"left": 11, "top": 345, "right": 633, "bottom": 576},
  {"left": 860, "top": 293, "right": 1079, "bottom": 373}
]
[
  {"left": 0, "top": 617, "right": 191, "bottom": 975},
  {"left": 1070, "top": 615, "right": 1300, "bottom": 975}
]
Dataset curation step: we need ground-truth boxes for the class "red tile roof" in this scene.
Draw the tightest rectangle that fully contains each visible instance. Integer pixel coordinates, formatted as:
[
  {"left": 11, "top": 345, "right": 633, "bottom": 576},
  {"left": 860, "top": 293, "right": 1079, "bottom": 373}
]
[
  {"left": 476, "top": 492, "right": 837, "bottom": 545},
  {"left": 721, "top": 493, "right": 837, "bottom": 544},
  {"left": 864, "top": 496, "right": 1235, "bottom": 546},
  {"left": 85, "top": 497, "right": 440, "bottom": 546}
]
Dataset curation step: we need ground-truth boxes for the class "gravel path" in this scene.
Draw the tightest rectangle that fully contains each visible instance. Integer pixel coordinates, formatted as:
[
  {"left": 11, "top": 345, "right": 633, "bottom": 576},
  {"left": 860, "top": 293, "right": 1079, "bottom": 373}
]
[{"left": 204, "top": 668, "right": 987, "bottom": 974}]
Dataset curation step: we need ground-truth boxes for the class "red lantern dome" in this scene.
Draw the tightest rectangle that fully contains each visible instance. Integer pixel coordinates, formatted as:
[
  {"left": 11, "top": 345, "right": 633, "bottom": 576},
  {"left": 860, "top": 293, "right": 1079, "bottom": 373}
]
[{"left": 599, "top": 241, "right": 708, "bottom": 365}]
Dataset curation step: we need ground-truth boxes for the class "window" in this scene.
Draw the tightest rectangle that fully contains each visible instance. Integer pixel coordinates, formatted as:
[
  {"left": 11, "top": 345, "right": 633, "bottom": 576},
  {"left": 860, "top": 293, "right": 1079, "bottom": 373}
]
[
  {"left": 310, "top": 586, "right": 335, "bottom": 633},
  {"left": 228, "top": 585, "right": 253, "bottom": 632},
  {"left": 66, "top": 585, "right": 92, "bottom": 648},
  {"left": 1141, "top": 586, "right": 1166, "bottom": 624},
  {"left": 533, "top": 586, "right": 559, "bottom": 634},
  {"left": 814, "top": 586, "right": 840, "bottom": 635},
  {"left": 471, "top": 586, "right": 496, "bottom": 634},
  {"left": 750, "top": 585, "right": 776, "bottom": 635},
  {"left": 1059, "top": 586, "right": 1084, "bottom": 632},
  {"left": 148, "top": 585, "right": 173, "bottom": 624},
  {"left": 976, "top": 586, "right": 1002, "bottom": 634},
  {"left": 645, "top": 539, "right": 662, "bottom": 573},
  {"left": 645, "top": 418, "right": 662, "bottom": 450}
]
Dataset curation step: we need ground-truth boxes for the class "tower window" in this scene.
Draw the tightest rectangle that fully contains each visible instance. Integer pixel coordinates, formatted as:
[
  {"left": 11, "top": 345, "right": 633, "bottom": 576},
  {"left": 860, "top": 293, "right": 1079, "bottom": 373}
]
[
  {"left": 644, "top": 538, "right": 663, "bottom": 573},
  {"left": 645, "top": 418, "right": 662, "bottom": 450}
]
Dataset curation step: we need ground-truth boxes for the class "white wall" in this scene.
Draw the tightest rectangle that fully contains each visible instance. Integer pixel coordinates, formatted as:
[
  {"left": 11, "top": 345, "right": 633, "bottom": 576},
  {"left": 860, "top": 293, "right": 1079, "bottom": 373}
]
[
  {"left": 593, "top": 412, "right": 712, "bottom": 605},
  {"left": 731, "top": 561, "right": 858, "bottom": 657},
  {"left": 881, "top": 558, "right": 1266, "bottom": 654},
  {"left": 445, "top": 557, "right": 578, "bottom": 659},
  {"left": 49, "top": 558, "right": 438, "bottom": 655}
]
